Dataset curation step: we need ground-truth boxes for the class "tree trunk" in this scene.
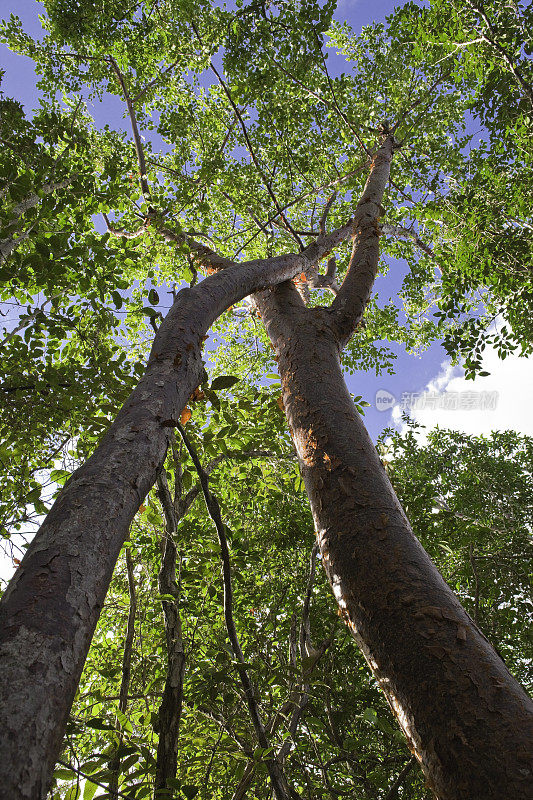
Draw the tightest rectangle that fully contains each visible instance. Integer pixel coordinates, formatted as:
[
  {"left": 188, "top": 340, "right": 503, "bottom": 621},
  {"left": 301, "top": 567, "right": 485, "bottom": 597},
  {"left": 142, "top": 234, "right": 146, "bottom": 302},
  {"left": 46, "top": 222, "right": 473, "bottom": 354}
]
[
  {"left": 0, "top": 214, "right": 352, "bottom": 798},
  {"left": 255, "top": 279, "right": 533, "bottom": 800},
  {"left": 0, "top": 253, "right": 313, "bottom": 800}
]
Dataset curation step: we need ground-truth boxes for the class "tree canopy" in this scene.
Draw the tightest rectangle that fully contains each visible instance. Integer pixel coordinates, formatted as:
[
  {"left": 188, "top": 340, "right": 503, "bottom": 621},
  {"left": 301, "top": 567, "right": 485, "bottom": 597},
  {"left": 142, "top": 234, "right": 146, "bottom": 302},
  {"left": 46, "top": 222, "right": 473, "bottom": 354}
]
[{"left": 0, "top": 1, "right": 532, "bottom": 798}]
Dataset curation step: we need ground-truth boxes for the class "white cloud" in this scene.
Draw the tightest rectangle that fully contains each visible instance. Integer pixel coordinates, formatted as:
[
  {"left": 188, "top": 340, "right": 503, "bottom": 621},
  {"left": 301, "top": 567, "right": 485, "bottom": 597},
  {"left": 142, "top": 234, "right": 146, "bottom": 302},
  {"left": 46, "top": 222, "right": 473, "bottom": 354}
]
[{"left": 392, "top": 345, "right": 533, "bottom": 439}]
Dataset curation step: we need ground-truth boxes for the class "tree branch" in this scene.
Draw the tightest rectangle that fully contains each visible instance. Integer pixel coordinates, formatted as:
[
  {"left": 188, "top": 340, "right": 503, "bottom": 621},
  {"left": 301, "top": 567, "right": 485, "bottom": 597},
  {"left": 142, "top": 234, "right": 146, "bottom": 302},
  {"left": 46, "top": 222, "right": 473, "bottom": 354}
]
[
  {"left": 329, "top": 133, "right": 397, "bottom": 346},
  {"left": 382, "top": 757, "right": 416, "bottom": 800},
  {"left": 380, "top": 223, "right": 436, "bottom": 259},
  {"left": 153, "top": 466, "right": 186, "bottom": 796},
  {"left": 106, "top": 55, "right": 151, "bottom": 200},
  {"left": 188, "top": 21, "right": 304, "bottom": 250},
  {"left": 175, "top": 422, "right": 298, "bottom": 800},
  {"left": 56, "top": 760, "right": 133, "bottom": 800},
  {"left": 109, "top": 547, "right": 136, "bottom": 800}
]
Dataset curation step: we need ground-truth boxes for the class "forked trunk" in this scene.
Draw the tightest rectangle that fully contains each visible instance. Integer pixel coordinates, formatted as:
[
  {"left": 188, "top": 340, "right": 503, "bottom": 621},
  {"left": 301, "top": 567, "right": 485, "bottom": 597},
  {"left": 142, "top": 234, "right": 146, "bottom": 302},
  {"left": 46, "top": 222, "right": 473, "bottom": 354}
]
[{"left": 256, "top": 280, "right": 533, "bottom": 800}]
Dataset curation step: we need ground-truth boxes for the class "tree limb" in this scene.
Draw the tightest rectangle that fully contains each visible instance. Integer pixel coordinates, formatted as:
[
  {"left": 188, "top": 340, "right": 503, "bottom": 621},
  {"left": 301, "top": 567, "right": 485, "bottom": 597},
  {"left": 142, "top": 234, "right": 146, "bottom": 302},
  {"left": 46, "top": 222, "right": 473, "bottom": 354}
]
[
  {"left": 329, "top": 133, "right": 397, "bottom": 346},
  {"left": 175, "top": 422, "right": 298, "bottom": 800},
  {"left": 154, "top": 467, "right": 186, "bottom": 796},
  {"left": 106, "top": 55, "right": 151, "bottom": 200},
  {"left": 382, "top": 757, "right": 416, "bottom": 800}
]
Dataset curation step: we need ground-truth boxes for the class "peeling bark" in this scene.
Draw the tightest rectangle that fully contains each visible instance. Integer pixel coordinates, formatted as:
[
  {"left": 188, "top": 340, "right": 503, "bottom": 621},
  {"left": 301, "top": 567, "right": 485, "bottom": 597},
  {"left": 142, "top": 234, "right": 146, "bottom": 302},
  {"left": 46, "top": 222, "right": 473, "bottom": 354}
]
[
  {"left": 255, "top": 278, "right": 533, "bottom": 800},
  {"left": 0, "top": 212, "right": 355, "bottom": 799},
  {"left": 251, "top": 128, "right": 533, "bottom": 800},
  {"left": 2, "top": 122, "right": 531, "bottom": 800}
]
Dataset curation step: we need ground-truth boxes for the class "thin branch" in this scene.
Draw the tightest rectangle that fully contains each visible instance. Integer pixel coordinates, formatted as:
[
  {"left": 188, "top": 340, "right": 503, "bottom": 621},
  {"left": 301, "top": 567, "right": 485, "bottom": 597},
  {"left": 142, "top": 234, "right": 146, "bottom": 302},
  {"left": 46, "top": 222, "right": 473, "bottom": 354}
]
[
  {"left": 232, "top": 165, "right": 365, "bottom": 259},
  {"left": 382, "top": 757, "right": 416, "bottom": 800},
  {"left": 131, "top": 58, "right": 181, "bottom": 105},
  {"left": 380, "top": 223, "right": 436, "bottom": 258},
  {"left": 109, "top": 547, "right": 137, "bottom": 800},
  {"left": 391, "top": 69, "right": 452, "bottom": 134},
  {"left": 106, "top": 55, "right": 151, "bottom": 199},
  {"left": 231, "top": 761, "right": 256, "bottom": 800},
  {"left": 56, "top": 761, "right": 133, "bottom": 800},
  {"left": 189, "top": 21, "right": 304, "bottom": 250},
  {"left": 175, "top": 422, "right": 297, "bottom": 800},
  {"left": 309, "top": 24, "right": 369, "bottom": 155},
  {"left": 463, "top": 0, "right": 533, "bottom": 108},
  {"left": 0, "top": 294, "right": 62, "bottom": 347}
]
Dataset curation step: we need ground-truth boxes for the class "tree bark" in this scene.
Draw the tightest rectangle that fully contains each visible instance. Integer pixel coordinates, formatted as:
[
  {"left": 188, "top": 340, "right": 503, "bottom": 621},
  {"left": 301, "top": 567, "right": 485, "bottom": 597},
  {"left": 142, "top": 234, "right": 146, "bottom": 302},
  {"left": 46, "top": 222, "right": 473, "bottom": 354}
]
[
  {"left": 253, "top": 130, "right": 533, "bottom": 800},
  {"left": 0, "top": 221, "right": 350, "bottom": 799},
  {"left": 0, "top": 252, "right": 309, "bottom": 800},
  {"left": 255, "top": 281, "right": 533, "bottom": 800}
]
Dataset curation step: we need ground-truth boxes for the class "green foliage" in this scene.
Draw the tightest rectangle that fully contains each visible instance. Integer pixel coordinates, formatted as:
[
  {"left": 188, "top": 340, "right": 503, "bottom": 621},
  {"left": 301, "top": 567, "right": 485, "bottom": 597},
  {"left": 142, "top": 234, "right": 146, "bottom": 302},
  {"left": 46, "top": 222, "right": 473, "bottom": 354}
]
[
  {"left": 381, "top": 423, "right": 533, "bottom": 689},
  {"left": 0, "top": 0, "right": 531, "bottom": 796}
]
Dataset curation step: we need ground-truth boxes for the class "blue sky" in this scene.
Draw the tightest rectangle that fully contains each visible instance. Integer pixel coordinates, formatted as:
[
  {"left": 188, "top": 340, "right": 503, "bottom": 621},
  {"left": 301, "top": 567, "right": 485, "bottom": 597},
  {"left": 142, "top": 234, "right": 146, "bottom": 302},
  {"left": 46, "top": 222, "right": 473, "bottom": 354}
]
[{"left": 2, "top": 0, "right": 532, "bottom": 444}]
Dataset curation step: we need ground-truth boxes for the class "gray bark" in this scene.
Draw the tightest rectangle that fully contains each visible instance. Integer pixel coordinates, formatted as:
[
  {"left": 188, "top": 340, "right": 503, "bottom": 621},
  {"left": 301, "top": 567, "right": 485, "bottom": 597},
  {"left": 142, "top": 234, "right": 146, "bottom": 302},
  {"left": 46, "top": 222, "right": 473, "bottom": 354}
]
[{"left": 0, "top": 221, "right": 353, "bottom": 800}]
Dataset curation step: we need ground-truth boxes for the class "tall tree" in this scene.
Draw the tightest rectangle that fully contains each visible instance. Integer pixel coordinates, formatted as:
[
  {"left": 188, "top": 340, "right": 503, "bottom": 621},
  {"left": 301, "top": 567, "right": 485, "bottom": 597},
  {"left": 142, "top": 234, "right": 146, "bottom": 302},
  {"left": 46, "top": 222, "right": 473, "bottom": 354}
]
[{"left": 0, "top": 1, "right": 532, "bottom": 799}]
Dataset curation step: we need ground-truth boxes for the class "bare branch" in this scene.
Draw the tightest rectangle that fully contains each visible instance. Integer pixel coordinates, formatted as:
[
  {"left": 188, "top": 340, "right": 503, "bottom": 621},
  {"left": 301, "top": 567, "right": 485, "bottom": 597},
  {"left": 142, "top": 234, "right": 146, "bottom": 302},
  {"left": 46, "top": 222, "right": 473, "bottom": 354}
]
[
  {"left": 329, "top": 134, "right": 397, "bottom": 346},
  {"left": 380, "top": 223, "right": 436, "bottom": 258},
  {"left": 106, "top": 55, "right": 151, "bottom": 199}
]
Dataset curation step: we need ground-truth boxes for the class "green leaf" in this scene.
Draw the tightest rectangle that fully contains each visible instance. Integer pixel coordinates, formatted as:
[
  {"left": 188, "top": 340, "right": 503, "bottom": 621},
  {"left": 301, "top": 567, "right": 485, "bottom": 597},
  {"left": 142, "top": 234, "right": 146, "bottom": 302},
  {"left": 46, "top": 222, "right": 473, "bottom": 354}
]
[
  {"left": 82, "top": 780, "right": 98, "bottom": 800},
  {"left": 211, "top": 375, "right": 239, "bottom": 390},
  {"left": 53, "top": 768, "right": 75, "bottom": 780},
  {"left": 111, "top": 291, "right": 123, "bottom": 309},
  {"left": 85, "top": 717, "right": 114, "bottom": 730}
]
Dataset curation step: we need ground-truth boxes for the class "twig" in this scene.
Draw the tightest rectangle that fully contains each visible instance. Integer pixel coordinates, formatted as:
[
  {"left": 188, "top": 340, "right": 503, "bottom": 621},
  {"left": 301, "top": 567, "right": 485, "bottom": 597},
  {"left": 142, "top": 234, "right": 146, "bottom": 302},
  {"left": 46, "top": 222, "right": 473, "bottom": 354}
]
[{"left": 56, "top": 760, "right": 133, "bottom": 800}]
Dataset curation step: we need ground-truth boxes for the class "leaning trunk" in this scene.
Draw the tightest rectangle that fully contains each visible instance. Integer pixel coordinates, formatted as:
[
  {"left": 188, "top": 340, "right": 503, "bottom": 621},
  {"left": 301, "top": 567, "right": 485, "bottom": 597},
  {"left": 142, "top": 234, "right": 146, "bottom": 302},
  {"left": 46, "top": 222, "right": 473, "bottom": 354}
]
[
  {"left": 256, "top": 280, "right": 533, "bottom": 800},
  {"left": 0, "top": 253, "right": 308, "bottom": 800}
]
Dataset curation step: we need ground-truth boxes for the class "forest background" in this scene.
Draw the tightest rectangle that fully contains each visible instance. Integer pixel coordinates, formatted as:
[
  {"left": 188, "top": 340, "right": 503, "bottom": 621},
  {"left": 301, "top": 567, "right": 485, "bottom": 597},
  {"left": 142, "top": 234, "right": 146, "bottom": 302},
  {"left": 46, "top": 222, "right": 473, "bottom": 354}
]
[{"left": 0, "top": 0, "right": 532, "bottom": 799}]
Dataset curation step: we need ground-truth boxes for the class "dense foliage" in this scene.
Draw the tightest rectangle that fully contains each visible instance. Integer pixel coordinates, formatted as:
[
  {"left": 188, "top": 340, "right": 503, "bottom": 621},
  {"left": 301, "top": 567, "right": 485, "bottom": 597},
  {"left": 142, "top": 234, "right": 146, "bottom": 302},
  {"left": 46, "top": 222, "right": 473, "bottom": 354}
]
[{"left": 0, "top": 0, "right": 531, "bottom": 797}]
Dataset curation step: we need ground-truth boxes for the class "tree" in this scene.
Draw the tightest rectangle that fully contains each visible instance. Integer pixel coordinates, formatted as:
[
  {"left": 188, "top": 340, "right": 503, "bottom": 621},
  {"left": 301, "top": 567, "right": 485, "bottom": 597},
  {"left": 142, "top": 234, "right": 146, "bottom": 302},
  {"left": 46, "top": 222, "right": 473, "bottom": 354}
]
[
  {"left": 378, "top": 0, "right": 533, "bottom": 373},
  {"left": 49, "top": 420, "right": 531, "bottom": 800},
  {"left": 0, "top": 1, "right": 532, "bottom": 799}
]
